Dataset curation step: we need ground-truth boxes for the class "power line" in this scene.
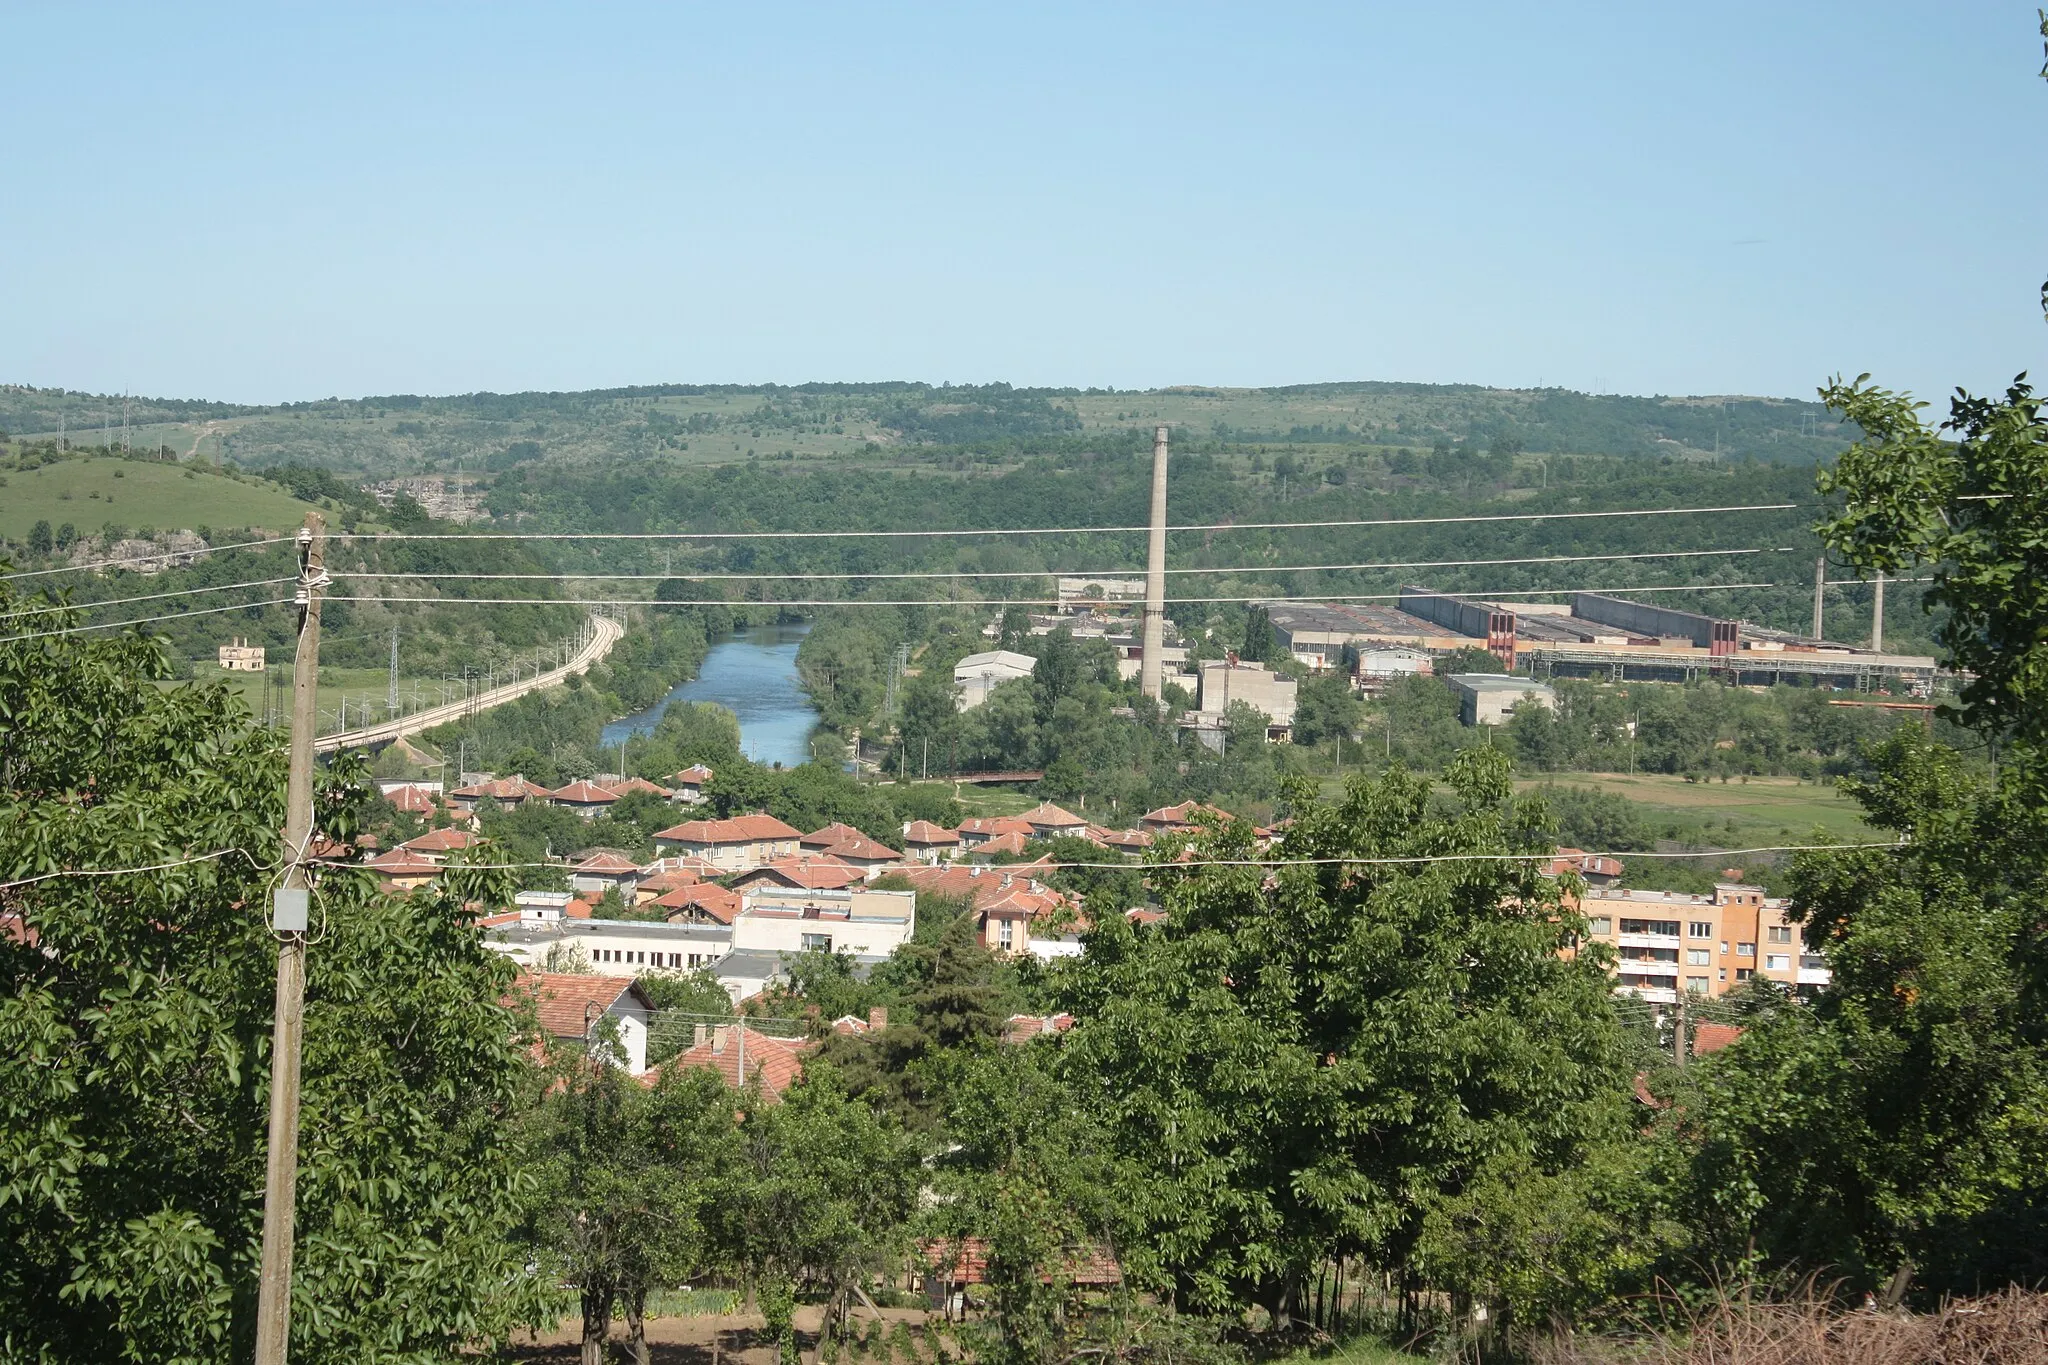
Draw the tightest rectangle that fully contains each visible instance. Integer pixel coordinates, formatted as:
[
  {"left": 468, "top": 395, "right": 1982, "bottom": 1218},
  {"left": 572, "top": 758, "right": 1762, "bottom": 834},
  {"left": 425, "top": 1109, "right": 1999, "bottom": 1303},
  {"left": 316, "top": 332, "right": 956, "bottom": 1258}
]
[
  {"left": 0, "top": 576, "right": 297, "bottom": 621},
  {"left": 0, "top": 838, "right": 1906, "bottom": 891},
  {"left": 0, "top": 534, "right": 294, "bottom": 582},
  {"left": 327, "top": 546, "right": 1792, "bottom": 584},
  {"left": 336, "top": 501, "right": 1802, "bottom": 543},
  {"left": 315, "top": 582, "right": 1780, "bottom": 611},
  {"left": 0, "top": 596, "right": 296, "bottom": 646}
]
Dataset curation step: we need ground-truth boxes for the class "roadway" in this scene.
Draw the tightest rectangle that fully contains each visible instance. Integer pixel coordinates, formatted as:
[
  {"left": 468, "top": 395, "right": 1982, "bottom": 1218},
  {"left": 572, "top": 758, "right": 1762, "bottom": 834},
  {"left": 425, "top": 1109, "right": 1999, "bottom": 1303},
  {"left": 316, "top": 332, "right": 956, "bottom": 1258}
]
[{"left": 314, "top": 613, "right": 625, "bottom": 753}]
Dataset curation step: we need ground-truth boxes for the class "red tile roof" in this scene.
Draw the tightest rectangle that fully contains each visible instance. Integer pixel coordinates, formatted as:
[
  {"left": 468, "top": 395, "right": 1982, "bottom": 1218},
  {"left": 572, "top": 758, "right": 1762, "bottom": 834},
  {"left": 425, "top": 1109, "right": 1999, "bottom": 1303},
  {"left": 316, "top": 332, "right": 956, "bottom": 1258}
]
[
  {"left": 1099, "top": 827, "right": 1153, "bottom": 851},
  {"left": 919, "top": 1236, "right": 1118, "bottom": 1287},
  {"left": 891, "top": 864, "right": 1076, "bottom": 922},
  {"left": 636, "top": 867, "right": 705, "bottom": 894},
  {"left": 976, "top": 831, "right": 1030, "bottom": 856},
  {"left": 565, "top": 898, "right": 593, "bottom": 919},
  {"left": 362, "top": 849, "right": 443, "bottom": 878},
  {"left": 657, "top": 883, "right": 742, "bottom": 924},
  {"left": 654, "top": 1025, "right": 813, "bottom": 1100},
  {"left": 958, "top": 816, "right": 1033, "bottom": 840},
  {"left": 801, "top": 822, "right": 867, "bottom": 849},
  {"left": 817, "top": 832, "right": 903, "bottom": 863},
  {"left": 510, "top": 971, "right": 652, "bottom": 1041},
  {"left": 732, "top": 857, "right": 864, "bottom": 891},
  {"left": 452, "top": 775, "right": 549, "bottom": 801},
  {"left": 901, "top": 820, "right": 959, "bottom": 845},
  {"left": 384, "top": 784, "right": 440, "bottom": 814},
  {"left": 1022, "top": 800, "right": 1086, "bottom": 829},
  {"left": 1691, "top": 1022, "right": 1744, "bottom": 1057},
  {"left": 666, "top": 764, "right": 715, "bottom": 786},
  {"left": 653, "top": 813, "right": 802, "bottom": 845},
  {"left": 1002, "top": 1012, "right": 1077, "bottom": 1045},
  {"left": 551, "top": 779, "right": 620, "bottom": 805},
  {"left": 610, "top": 776, "right": 674, "bottom": 798},
  {"left": 573, "top": 850, "right": 642, "bottom": 875},
  {"left": 402, "top": 827, "right": 481, "bottom": 854},
  {"left": 1138, "top": 801, "right": 1236, "bottom": 830}
]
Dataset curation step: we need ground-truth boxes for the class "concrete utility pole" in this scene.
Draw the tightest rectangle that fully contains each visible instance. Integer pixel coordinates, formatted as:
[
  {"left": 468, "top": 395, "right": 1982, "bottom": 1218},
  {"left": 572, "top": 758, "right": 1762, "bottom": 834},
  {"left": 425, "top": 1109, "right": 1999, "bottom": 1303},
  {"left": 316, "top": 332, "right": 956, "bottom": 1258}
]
[
  {"left": 1672, "top": 993, "right": 1687, "bottom": 1068},
  {"left": 255, "top": 512, "right": 327, "bottom": 1365},
  {"left": 1871, "top": 572, "right": 1885, "bottom": 653},
  {"left": 387, "top": 624, "right": 400, "bottom": 716},
  {"left": 1812, "top": 556, "right": 1826, "bottom": 641},
  {"left": 1140, "top": 425, "right": 1170, "bottom": 701}
]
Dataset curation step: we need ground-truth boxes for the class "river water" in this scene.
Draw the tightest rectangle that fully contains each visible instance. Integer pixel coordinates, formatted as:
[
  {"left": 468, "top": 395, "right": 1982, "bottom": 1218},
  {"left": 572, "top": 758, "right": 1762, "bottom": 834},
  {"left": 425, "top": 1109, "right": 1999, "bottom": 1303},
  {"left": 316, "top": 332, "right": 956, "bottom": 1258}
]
[{"left": 600, "top": 621, "right": 819, "bottom": 768}]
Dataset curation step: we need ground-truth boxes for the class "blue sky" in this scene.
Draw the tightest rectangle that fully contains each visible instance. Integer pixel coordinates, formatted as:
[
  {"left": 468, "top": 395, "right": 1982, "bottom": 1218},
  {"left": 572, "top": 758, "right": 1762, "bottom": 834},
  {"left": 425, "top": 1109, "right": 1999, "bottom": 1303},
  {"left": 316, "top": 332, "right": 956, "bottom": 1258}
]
[{"left": 4, "top": 3, "right": 2043, "bottom": 405}]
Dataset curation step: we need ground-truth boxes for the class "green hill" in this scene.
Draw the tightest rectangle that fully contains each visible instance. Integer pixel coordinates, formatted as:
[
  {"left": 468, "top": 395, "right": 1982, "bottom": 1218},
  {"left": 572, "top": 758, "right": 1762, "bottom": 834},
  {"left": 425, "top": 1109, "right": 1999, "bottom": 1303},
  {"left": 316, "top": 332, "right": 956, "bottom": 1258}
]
[{"left": 0, "top": 457, "right": 318, "bottom": 540}]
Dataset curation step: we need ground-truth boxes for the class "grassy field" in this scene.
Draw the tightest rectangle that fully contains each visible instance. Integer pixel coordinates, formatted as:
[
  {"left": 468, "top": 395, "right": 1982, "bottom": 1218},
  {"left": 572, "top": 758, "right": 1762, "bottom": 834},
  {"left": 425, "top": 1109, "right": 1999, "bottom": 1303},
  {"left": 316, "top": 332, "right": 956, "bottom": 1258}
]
[
  {"left": 185, "top": 662, "right": 472, "bottom": 742},
  {"left": 1519, "top": 771, "right": 1873, "bottom": 844},
  {"left": 0, "top": 457, "right": 314, "bottom": 539}
]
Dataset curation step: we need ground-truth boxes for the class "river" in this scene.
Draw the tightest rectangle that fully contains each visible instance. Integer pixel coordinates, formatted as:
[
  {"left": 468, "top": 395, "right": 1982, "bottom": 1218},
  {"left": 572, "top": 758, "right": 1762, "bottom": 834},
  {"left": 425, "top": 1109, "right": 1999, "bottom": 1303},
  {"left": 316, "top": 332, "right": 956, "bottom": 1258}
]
[{"left": 600, "top": 621, "right": 820, "bottom": 768}]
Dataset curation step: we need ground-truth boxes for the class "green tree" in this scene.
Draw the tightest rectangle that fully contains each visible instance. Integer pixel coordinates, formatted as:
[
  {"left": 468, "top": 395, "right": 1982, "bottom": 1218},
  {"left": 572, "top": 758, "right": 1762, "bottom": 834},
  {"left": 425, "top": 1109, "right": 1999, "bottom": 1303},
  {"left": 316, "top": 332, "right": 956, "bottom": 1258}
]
[
  {"left": 717, "top": 1068, "right": 920, "bottom": 1363},
  {"left": 27, "top": 518, "right": 52, "bottom": 553},
  {"left": 1053, "top": 753, "right": 1638, "bottom": 1330},
  {"left": 0, "top": 590, "right": 538, "bottom": 1361},
  {"left": 1238, "top": 604, "right": 1273, "bottom": 663},
  {"left": 1290, "top": 671, "right": 1361, "bottom": 747}
]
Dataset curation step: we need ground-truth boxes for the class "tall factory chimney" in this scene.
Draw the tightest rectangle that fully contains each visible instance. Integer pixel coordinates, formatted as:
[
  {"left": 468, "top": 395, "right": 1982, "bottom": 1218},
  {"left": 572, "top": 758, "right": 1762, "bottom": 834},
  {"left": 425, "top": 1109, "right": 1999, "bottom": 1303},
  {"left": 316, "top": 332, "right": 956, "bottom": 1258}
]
[{"left": 1140, "top": 425, "right": 1170, "bottom": 701}]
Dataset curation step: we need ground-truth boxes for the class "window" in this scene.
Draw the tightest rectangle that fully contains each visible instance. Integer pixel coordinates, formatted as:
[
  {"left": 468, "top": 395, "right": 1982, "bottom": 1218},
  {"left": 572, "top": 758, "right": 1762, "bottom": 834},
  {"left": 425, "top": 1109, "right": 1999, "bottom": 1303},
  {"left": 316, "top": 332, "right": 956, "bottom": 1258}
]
[
  {"left": 1735, "top": 968, "right": 1754, "bottom": 981},
  {"left": 1737, "top": 942, "right": 1755, "bottom": 958},
  {"left": 1767, "top": 926, "right": 1792, "bottom": 944},
  {"left": 1718, "top": 968, "right": 1727, "bottom": 981},
  {"left": 1687, "top": 949, "right": 1711, "bottom": 966},
  {"left": 1689, "top": 921, "right": 1714, "bottom": 938},
  {"left": 1765, "top": 954, "right": 1790, "bottom": 971},
  {"left": 1619, "top": 918, "right": 1681, "bottom": 937},
  {"left": 998, "top": 919, "right": 1015, "bottom": 950},
  {"left": 1587, "top": 917, "right": 1612, "bottom": 935},
  {"left": 687, "top": 953, "right": 703, "bottom": 968},
  {"left": 800, "top": 933, "right": 833, "bottom": 952},
  {"left": 1686, "top": 976, "right": 1710, "bottom": 993}
]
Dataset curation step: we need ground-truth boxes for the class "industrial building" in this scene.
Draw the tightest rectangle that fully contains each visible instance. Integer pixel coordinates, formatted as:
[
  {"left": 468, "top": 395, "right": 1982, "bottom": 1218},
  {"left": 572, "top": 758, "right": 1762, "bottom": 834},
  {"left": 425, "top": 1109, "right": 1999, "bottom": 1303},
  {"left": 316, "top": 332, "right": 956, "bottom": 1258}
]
[
  {"left": 1259, "top": 588, "right": 1941, "bottom": 694},
  {"left": 1195, "top": 660, "right": 1297, "bottom": 734},
  {"left": 953, "top": 649, "right": 1037, "bottom": 708},
  {"left": 1447, "top": 674, "right": 1555, "bottom": 726}
]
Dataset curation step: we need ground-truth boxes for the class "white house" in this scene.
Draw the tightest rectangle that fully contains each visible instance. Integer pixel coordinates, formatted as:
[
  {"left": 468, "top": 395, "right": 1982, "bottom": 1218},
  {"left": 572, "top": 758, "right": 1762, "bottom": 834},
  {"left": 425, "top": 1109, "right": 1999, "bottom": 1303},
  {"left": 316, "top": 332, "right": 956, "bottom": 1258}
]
[
  {"left": 954, "top": 650, "right": 1037, "bottom": 710},
  {"left": 733, "top": 885, "right": 916, "bottom": 958},
  {"left": 511, "top": 972, "right": 657, "bottom": 1074}
]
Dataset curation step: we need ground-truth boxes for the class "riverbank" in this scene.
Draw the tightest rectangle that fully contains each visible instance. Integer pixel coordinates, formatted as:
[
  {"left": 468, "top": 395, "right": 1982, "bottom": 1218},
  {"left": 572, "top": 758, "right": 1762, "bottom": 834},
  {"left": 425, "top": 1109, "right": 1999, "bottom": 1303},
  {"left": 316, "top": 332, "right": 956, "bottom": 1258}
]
[{"left": 602, "top": 621, "right": 820, "bottom": 769}]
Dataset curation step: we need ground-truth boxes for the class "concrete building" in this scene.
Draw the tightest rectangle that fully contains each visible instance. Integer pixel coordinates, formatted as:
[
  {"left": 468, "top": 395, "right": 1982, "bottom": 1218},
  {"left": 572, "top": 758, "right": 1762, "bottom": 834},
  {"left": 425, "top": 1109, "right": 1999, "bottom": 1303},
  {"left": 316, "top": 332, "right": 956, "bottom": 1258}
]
[
  {"left": 954, "top": 650, "right": 1037, "bottom": 709},
  {"left": 1447, "top": 674, "right": 1556, "bottom": 726},
  {"left": 1057, "top": 576, "right": 1146, "bottom": 611},
  {"left": 1262, "top": 602, "right": 1465, "bottom": 667},
  {"left": 488, "top": 916, "right": 736, "bottom": 976},
  {"left": 733, "top": 885, "right": 916, "bottom": 958},
  {"left": 1354, "top": 646, "right": 1433, "bottom": 690},
  {"left": 217, "top": 637, "right": 266, "bottom": 672},
  {"left": 1576, "top": 882, "right": 1830, "bottom": 1005},
  {"left": 1196, "top": 661, "right": 1298, "bottom": 733}
]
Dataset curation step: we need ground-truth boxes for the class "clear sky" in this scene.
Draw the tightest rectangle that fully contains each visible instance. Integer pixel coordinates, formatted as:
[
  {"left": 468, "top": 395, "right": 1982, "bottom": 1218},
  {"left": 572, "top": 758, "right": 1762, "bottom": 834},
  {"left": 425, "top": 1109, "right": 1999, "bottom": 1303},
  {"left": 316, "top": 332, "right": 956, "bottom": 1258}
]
[{"left": 5, "top": 3, "right": 2044, "bottom": 406}]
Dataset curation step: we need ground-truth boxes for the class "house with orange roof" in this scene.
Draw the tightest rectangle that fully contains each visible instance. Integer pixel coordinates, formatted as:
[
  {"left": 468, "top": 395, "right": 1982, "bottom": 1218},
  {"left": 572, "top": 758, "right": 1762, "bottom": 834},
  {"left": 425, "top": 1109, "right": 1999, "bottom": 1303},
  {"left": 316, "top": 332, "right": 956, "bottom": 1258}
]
[
  {"left": 651, "top": 812, "right": 802, "bottom": 871},
  {"left": 974, "top": 830, "right": 1031, "bottom": 857},
  {"left": 550, "top": 779, "right": 621, "bottom": 819},
  {"left": 815, "top": 832, "right": 904, "bottom": 874},
  {"left": 901, "top": 820, "right": 959, "bottom": 864},
  {"left": 655, "top": 883, "right": 743, "bottom": 926},
  {"left": 890, "top": 863, "right": 1079, "bottom": 959},
  {"left": 653, "top": 1023, "right": 813, "bottom": 1100},
  {"left": 800, "top": 822, "right": 868, "bottom": 851},
  {"left": 381, "top": 783, "right": 442, "bottom": 816},
  {"left": 633, "top": 865, "right": 704, "bottom": 904},
  {"left": 730, "top": 856, "right": 865, "bottom": 894},
  {"left": 1097, "top": 828, "right": 1153, "bottom": 854},
  {"left": 362, "top": 848, "right": 443, "bottom": 889},
  {"left": 509, "top": 971, "right": 656, "bottom": 1073},
  {"left": 400, "top": 827, "right": 483, "bottom": 862},
  {"left": 609, "top": 775, "right": 674, "bottom": 800},
  {"left": 1020, "top": 801, "right": 1088, "bottom": 840},
  {"left": 1137, "top": 801, "right": 1238, "bottom": 833},
  {"left": 570, "top": 850, "right": 644, "bottom": 898},
  {"left": 665, "top": 765, "right": 715, "bottom": 804},
  {"left": 955, "top": 815, "right": 1032, "bottom": 850},
  {"left": 450, "top": 774, "right": 550, "bottom": 812}
]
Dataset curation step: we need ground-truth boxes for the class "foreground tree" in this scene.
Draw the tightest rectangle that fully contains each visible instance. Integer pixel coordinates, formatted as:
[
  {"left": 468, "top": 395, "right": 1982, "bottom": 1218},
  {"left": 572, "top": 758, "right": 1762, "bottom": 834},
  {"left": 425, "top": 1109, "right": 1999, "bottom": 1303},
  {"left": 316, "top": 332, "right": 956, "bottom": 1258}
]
[
  {"left": 1053, "top": 752, "right": 1645, "bottom": 1335},
  {"left": 0, "top": 586, "right": 539, "bottom": 1361}
]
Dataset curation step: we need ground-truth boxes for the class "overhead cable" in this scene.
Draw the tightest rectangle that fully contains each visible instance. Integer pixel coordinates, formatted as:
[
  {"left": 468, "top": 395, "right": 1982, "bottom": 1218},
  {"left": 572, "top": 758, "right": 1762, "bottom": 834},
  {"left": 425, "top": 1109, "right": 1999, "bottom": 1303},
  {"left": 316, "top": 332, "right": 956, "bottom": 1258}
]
[
  {"left": 336, "top": 502, "right": 1801, "bottom": 543},
  {"left": 0, "top": 838, "right": 1906, "bottom": 892},
  {"left": 328, "top": 546, "right": 1792, "bottom": 584},
  {"left": 0, "top": 534, "right": 294, "bottom": 582},
  {"left": 0, "top": 576, "right": 297, "bottom": 620},
  {"left": 0, "top": 597, "right": 296, "bottom": 646}
]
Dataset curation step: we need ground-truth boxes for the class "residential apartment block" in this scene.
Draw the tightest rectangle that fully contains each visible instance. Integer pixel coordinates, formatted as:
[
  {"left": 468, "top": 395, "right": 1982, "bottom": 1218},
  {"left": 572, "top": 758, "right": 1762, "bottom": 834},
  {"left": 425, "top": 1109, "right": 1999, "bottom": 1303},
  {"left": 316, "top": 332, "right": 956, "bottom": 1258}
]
[
  {"left": 1576, "top": 882, "right": 1830, "bottom": 1005},
  {"left": 650, "top": 813, "right": 802, "bottom": 871}
]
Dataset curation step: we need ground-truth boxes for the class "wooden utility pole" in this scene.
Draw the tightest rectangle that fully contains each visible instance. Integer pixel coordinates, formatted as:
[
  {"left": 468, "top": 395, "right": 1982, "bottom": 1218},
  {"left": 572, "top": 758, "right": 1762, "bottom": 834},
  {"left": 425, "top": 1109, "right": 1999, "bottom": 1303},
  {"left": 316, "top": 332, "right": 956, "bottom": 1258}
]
[{"left": 255, "top": 512, "right": 327, "bottom": 1365}]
